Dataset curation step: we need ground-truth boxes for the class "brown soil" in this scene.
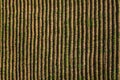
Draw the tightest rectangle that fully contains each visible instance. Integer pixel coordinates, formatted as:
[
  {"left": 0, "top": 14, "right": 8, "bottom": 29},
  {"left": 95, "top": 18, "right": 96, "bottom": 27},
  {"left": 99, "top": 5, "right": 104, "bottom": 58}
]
[{"left": 0, "top": 0, "right": 120, "bottom": 80}]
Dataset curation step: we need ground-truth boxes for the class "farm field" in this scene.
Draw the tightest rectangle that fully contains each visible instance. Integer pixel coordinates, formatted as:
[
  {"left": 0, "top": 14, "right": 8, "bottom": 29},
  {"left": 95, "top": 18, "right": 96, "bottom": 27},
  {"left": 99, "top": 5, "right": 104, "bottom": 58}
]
[{"left": 0, "top": 0, "right": 120, "bottom": 80}]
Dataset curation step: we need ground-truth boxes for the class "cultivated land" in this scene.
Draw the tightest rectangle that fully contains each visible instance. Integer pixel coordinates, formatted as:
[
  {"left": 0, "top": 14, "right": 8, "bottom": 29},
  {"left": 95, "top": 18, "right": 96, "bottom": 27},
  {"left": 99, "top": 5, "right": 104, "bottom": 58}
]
[{"left": 0, "top": 0, "right": 120, "bottom": 80}]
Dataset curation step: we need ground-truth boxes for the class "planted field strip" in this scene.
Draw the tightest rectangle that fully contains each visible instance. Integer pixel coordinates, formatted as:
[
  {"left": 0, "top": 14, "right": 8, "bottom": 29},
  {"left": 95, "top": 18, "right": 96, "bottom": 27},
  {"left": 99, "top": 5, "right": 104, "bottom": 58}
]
[{"left": 0, "top": 0, "right": 120, "bottom": 80}]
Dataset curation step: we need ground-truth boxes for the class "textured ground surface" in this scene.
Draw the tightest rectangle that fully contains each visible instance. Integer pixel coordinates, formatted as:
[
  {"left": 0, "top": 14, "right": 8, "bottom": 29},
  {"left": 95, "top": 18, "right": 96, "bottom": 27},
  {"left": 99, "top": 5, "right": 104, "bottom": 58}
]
[{"left": 0, "top": 0, "right": 120, "bottom": 80}]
